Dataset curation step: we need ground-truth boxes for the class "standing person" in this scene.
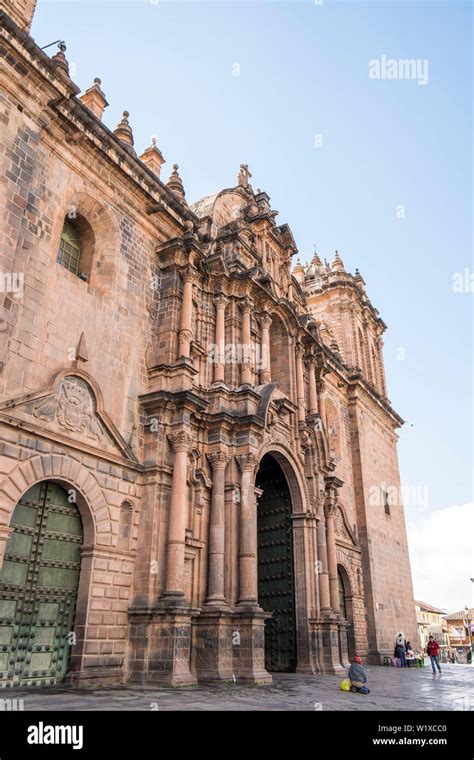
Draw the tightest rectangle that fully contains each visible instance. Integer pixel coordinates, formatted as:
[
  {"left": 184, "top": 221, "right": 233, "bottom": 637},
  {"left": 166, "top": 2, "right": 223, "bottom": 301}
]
[
  {"left": 348, "top": 655, "right": 370, "bottom": 694},
  {"left": 395, "top": 632, "right": 408, "bottom": 668},
  {"left": 426, "top": 635, "right": 442, "bottom": 674}
]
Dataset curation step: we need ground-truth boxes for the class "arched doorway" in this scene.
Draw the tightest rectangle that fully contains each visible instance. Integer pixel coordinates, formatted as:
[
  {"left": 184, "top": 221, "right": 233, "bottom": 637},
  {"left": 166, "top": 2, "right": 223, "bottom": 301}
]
[
  {"left": 338, "top": 566, "right": 356, "bottom": 661},
  {"left": 255, "top": 454, "right": 296, "bottom": 672},
  {"left": 0, "top": 481, "right": 83, "bottom": 687}
]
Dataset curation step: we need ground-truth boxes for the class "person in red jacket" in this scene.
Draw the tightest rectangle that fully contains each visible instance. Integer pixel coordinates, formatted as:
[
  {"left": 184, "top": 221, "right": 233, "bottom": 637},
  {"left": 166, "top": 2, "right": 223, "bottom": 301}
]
[{"left": 426, "top": 635, "right": 442, "bottom": 674}]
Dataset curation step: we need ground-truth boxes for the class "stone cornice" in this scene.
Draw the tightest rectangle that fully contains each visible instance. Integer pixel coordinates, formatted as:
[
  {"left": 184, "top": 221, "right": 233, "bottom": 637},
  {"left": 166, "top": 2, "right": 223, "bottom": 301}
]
[{"left": 139, "top": 389, "right": 209, "bottom": 414}]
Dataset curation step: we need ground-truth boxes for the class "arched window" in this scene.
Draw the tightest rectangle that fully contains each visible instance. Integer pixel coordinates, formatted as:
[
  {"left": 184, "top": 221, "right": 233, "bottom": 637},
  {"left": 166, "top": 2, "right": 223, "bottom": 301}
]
[
  {"left": 57, "top": 219, "right": 82, "bottom": 275},
  {"left": 56, "top": 214, "right": 95, "bottom": 280}
]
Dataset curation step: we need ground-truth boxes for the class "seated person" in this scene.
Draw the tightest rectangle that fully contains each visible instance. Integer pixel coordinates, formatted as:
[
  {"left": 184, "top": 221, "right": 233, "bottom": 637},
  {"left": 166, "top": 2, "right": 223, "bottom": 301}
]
[
  {"left": 348, "top": 655, "right": 370, "bottom": 694},
  {"left": 405, "top": 641, "right": 414, "bottom": 667}
]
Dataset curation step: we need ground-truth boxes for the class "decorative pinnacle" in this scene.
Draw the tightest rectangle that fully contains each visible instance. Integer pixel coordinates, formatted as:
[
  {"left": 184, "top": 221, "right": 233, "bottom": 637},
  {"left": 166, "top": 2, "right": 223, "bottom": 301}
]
[
  {"left": 292, "top": 257, "right": 305, "bottom": 278},
  {"left": 113, "top": 111, "right": 134, "bottom": 147},
  {"left": 167, "top": 163, "right": 186, "bottom": 201},
  {"left": 311, "top": 250, "right": 322, "bottom": 267},
  {"left": 331, "top": 250, "right": 345, "bottom": 272},
  {"left": 51, "top": 48, "right": 70, "bottom": 77}
]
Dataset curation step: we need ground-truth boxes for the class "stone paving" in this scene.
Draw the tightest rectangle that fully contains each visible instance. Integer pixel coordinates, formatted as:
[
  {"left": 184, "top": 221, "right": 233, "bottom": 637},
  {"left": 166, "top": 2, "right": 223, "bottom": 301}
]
[{"left": 1, "top": 664, "right": 472, "bottom": 712}]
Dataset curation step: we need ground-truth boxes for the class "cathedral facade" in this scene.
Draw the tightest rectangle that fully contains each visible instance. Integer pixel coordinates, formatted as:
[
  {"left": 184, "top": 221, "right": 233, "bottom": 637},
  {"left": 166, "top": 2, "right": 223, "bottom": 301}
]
[{"left": 0, "top": 0, "right": 417, "bottom": 688}]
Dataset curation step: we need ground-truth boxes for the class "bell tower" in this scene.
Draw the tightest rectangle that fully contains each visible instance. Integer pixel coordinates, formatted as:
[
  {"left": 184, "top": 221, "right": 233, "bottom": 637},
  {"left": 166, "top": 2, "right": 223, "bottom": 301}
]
[
  {"left": 297, "top": 250, "right": 388, "bottom": 400},
  {"left": 0, "top": 0, "right": 38, "bottom": 30}
]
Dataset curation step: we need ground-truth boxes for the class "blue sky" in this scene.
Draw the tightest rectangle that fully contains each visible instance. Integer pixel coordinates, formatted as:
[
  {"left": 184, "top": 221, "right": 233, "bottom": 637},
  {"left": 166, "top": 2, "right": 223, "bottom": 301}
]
[{"left": 31, "top": 1, "right": 472, "bottom": 609}]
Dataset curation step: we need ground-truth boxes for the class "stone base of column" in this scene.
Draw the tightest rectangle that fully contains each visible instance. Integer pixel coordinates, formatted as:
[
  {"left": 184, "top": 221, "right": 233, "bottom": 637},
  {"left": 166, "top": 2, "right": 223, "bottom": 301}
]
[
  {"left": 127, "top": 607, "right": 198, "bottom": 687},
  {"left": 295, "top": 623, "right": 320, "bottom": 675},
  {"left": 313, "top": 617, "right": 346, "bottom": 675},
  {"left": 231, "top": 608, "right": 272, "bottom": 684},
  {"left": 193, "top": 608, "right": 234, "bottom": 682}
]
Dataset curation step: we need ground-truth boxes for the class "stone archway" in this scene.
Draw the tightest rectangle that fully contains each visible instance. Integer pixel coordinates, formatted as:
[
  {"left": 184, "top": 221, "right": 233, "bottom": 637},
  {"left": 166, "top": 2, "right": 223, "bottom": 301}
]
[
  {"left": 255, "top": 453, "right": 297, "bottom": 672},
  {"left": 0, "top": 453, "right": 113, "bottom": 564},
  {"left": 252, "top": 443, "right": 315, "bottom": 674},
  {"left": 338, "top": 564, "right": 357, "bottom": 661}
]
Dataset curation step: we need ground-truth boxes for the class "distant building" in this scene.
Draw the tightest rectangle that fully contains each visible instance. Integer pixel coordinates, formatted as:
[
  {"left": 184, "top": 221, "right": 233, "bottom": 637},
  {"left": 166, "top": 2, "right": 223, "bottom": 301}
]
[
  {"left": 445, "top": 608, "right": 474, "bottom": 664},
  {"left": 415, "top": 601, "right": 448, "bottom": 652}
]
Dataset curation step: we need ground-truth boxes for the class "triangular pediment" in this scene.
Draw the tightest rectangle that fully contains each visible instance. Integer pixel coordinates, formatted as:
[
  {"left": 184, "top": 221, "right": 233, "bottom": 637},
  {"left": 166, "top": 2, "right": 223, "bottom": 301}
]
[
  {"left": 334, "top": 504, "right": 358, "bottom": 547},
  {"left": 0, "top": 370, "right": 137, "bottom": 463}
]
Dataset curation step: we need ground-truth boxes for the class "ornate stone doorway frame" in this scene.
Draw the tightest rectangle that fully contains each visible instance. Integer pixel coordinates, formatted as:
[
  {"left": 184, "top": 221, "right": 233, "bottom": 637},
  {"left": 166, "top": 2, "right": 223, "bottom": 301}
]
[{"left": 255, "top": 444, "right": 316, "bottom": 675}]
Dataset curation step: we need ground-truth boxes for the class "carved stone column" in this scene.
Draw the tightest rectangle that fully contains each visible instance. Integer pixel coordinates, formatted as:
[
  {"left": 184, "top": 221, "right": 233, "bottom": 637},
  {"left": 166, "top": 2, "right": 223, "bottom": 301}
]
[
  {"left": 295, "top": 342, "right": 306, "bottom": 423},
  {"left": 325, "top": 499, "right": 340, "bottom": 616},
  {"left": 213, "top": 295, "right": 227, "bottom": 384},
  {"left": 240, "top": 301, "right": 253, "bottom": 386},
  {"left": 317, "top": 378, "right": 328, "bottom": 431},
  {"left": 237, "top": 452, "right": 260, "bottom": 606},
  {"left": 314, "top": 481, "right": 345, "bottom": 676},
  {"left": 259, "top": 314, "right": 272, "bottom": 385},
  {"left": 307, "top": 356, "right": 318, "bottom": 415},
  {"left": 177, "top": 268, "right": 194, "bottom": 360},
  {"left": 205, "top": 449, "right": 231, "bottom": 606},
  {"left": 316, "top": 500, "right": 332, "bottom": 617},
  {"left": 163, "top": 430, "right": 194, "bottom": 600}
]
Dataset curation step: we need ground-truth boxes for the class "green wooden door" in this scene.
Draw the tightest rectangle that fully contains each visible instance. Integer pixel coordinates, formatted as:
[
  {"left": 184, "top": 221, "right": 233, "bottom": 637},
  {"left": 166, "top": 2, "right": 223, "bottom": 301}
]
[
  {"left": 0, "top": 482, "right": 83, "bottom": 687},
  {"left": 256, "top": 455, "right": 297, "bottom": 673}
]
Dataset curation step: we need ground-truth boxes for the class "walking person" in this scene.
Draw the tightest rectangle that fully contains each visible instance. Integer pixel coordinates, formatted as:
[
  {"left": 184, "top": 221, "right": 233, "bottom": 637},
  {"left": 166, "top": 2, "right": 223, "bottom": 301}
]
[{"left": 426, "top": 635, "right": 442, "bottom": 674}]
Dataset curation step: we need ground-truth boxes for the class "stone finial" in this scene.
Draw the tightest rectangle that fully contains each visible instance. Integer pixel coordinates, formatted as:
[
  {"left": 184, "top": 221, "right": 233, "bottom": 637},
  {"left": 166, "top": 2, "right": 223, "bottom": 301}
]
[
  {"left": 354, "top": 268, "right": 366, "bottom": 289},
  {"left": 292, "top": 257, "right": 305, "bottom": 282},
  {"left": 331, "top": 250, "right": 345, "bottom": 272},
  {"left": 51, "top": 48, "right": 70, "bottom": 77},
  {"left": 113, "top": 111, "right": 134, "bottom": 148},
  {"left": 76, "top": 331, "right": 88, "bottom": 363},
  {"left": 311, "top": 249, "right": 322, "bottom": 267},
  {"left": 80, "top": 78, "right": 109, "bottom": 120},
  {"left": 167, "top": 164, "right": 187, "bottom": 202},
  {"left": 237, "top": 164, "right": 253, "bottom": 190},
  {"left": 139, "top": 136, "right": 166, "bottom": 178}
]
